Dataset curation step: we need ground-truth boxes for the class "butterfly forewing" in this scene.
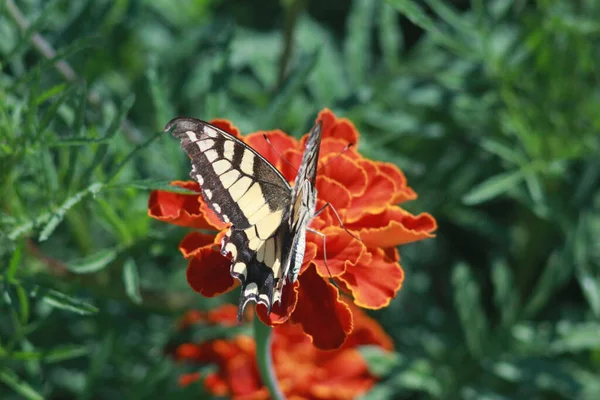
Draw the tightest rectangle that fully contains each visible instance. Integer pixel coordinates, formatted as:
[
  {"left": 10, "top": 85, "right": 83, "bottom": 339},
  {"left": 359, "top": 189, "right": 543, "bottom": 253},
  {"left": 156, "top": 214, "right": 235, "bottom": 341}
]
[{"left": 166, "top": 117, "right": 293, "bottom": 319}]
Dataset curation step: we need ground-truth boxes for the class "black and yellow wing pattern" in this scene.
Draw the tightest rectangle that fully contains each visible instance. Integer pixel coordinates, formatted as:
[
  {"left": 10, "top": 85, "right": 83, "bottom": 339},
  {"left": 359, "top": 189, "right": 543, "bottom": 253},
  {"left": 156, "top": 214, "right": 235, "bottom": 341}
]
[{"left": 167, "top": 117, "right": 322, "bottom": 320}]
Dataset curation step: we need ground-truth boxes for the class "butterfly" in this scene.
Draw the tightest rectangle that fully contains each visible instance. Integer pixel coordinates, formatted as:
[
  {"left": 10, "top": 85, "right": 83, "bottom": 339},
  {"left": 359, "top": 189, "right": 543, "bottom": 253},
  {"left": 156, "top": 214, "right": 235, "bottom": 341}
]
[{"left": 167, "top": 117, "right": 325, "bottom": 320}]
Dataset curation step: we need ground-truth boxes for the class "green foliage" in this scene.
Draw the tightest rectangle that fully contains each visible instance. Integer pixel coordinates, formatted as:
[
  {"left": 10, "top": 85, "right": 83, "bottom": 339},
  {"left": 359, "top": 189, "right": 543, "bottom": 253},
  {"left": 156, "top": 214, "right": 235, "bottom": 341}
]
[{"left": 1, "top": 0, "right": 599, "bottom": 398}]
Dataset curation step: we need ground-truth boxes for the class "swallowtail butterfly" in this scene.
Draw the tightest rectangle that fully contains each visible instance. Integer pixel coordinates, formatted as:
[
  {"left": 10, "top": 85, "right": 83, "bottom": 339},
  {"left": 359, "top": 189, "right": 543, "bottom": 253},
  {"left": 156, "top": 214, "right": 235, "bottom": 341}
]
[{"left": 167, "top": 118, "right": 322, "bottom": 320}]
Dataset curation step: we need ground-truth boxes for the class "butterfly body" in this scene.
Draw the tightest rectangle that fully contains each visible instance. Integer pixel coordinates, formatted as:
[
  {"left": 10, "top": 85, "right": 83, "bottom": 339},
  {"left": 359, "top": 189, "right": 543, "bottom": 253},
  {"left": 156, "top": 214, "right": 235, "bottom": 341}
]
[{"left": 167, "top": 118, "right": 322, "bottom": 320}]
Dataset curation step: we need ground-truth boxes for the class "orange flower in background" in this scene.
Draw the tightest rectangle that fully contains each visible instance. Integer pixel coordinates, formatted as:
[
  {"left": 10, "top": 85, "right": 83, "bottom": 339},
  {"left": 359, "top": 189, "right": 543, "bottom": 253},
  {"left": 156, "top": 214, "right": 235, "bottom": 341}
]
[
  {"left": 175, "top": 303, "right": 393, "bottom": 399},
  {"left": 148, "top": 109, "right": 437, "bottom": 350}
]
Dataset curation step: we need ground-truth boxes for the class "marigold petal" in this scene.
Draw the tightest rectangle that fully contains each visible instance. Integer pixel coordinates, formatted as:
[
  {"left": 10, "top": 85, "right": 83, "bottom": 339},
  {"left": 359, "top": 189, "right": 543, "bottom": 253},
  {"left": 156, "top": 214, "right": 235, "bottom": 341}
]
[
  {"left": 178, "top": 310, "right": 205, "bottom": 329},
  {"left": 350, "top": 206, "right": 437, "bottom": 248},
  {"left": 279, "top": 148, "right": 303, "bottom": 183},
  {"left": 207, "top": 304, "right": 240, "bottom": 326},
  {"left": 342, "top": 303, "right": 394, "bottom": 351},
  {"left": 318, "top": 154, "right": 368, "bottom": 199},
  {"left": 377, "top": 161, "right": 418, "bottom": 204},
  {"left": 315, "top": 176, "right": 353, "bottom": 216},
  {"left": 316, "top": 108, "right": 359, "bottom": 145},
  {"left": 175, "top": 343, "right": 203, "bottom": 360},
  {"left": 226, "top": 353, "right": 263, "bottom": 396},
  {"left": 340, "top": 248, "right": 404, "bottom": 309},
  {"left": 178, "top": 371, "right": 201, "bottom": 387},
  {"left": 186, "top": 247, "right": 237, "bottom": 297},
  {"left": 204, "top": 372, "right": 229, "bottom": 396},
  {"left": 292, "top": 264, "right": 353, "bottom": 350},
  {"left": 309, "top": 227, "right": 364, "bottom": 278},
  {"left": 179, "top": 232, "right": 217, "bottom": 258},
  {"left": 198, "top": 195, "right": 228, "bottom": 230},
  {"left": 312, "top": 378, "right": 374, "bottom": 400},
  {"left": 209, "top": 119, "right": 242, "bottom": 138},
  {"left": 316, "top": 348, "right": 369, "bottom": 377},
  {"left": 345, "top": 160, "right": 398, "bottom": 222},
  {"left": 245, "top": 130, "right": 299, "bottom": 170},
  {"left": 148, "top": 181, "right": 217, "bottom": 229},
  {"left": 256, "top": 280, "right": 299, "bottom": 326},
  {"left": 318, "top": 137, "right": 361, "bottom": 160}
]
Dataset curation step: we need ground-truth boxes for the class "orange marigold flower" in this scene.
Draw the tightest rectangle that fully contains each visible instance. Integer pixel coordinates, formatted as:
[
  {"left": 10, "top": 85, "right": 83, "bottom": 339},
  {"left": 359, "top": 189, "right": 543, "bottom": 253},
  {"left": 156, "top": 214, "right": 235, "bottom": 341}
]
[
  {"left": 148, "top": 109, "right": 437, "bottom": 350},
  {"left": 175, "top": 303, "right": 393, "bottom": 399}
]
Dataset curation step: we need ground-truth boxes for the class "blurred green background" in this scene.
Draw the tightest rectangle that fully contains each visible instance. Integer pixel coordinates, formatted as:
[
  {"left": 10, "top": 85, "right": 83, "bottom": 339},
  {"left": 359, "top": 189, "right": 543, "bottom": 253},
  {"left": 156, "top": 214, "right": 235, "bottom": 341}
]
[{"left": 2, "top": 0, "right": 600, "bottom": 398}]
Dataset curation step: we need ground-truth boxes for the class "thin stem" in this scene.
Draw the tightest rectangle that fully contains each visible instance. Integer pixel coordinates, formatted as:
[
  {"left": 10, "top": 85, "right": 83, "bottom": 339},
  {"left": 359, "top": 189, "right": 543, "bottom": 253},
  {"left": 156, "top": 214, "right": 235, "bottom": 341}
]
[
  {"left": 253, "top": 315, "right": 284, "bottom": 400},
  {"left": 276, "top": 0, "right": 305, "bottom": 88}
]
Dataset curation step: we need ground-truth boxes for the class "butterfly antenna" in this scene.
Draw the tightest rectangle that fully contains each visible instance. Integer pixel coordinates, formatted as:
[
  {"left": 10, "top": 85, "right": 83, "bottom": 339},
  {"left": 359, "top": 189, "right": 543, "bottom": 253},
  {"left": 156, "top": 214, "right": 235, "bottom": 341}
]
[{"left": 263, "top": 134, "right": 298, "bottom": 173}]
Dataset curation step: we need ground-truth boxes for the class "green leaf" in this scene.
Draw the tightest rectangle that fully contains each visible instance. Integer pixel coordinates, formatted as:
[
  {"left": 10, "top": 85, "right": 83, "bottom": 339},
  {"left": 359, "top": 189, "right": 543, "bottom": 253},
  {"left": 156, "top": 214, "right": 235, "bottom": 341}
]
[
  {"left": 10, "top": 344, "right": 89, "bottom": 363},
  {"left": 67, "top": 248, "right": 117, "bottom": 274},
  {"left": 378, "top": 3, "right": 403, "bottom": 70},
  {"left": 491, "top": 259, "right": 520, "bottom": 326},
  {"left": 452, "top": 262, "right": 489, "bottom": 358},
  {"left": 15, "top": 284, "right": 30, "bottom": 325},
  {"left": 42, "top": 289, "right": 98, "bottom": 315},
  {"left": 550, "top": 322, "right": 600, "bottom": 354},
  {"left": 385, "top": 0, "right": 470, "bottom": 56},
  {"left": 35, "top": 82, "right": 69, "bottom": 104},
  {"left": 146, "top": 58, "right": 174, "bottom": 131},
  {"left": 79, "top": 94, "right": 135, "bottom": 182},
  {"left": 123, "top": 258, "right": 142, "bottom": 305},
  {"left": 462, "top": 169, "right": 526, "bottom": 205},
  {"left": 38, "top": 182, "right": 104, "bottom": 241},
  {"left": 263, "top": 50, "right": 319, "bottom": 126},
  {"left": 105, "top": 179, "right": 199, "bottom": 194},
  {"left": 106, "top": 129, "right": 163, "bottom": 182},
  {"left": 359, "top": 346, "right": 399, "bottom": 378},
  {"left": 6, "top": 239, "right": 25, "bottom": 281},
  {"left": 0, "top": 368, "right": 44, "bottom": 400},
  {"left": 48, "top": 136, "right": 114, "bottom": 146},
  {"left": 344, "top": 0, "right": 376, "bottom": 87}
]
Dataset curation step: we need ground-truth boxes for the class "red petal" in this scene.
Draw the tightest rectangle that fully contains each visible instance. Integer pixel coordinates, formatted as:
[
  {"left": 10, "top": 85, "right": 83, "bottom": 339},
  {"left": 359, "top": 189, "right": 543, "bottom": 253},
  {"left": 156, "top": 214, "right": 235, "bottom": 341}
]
[
  {"left": 209, "top": 119, "right": 242, "bottom": 138},
  {"left": 339, "top": 248, "right": 404, "bottom": 309},
  {"left": 207, "top": 304, "right": 240, "bottom": 326},
  {"left": 280, "top": 148, "right": 302, "bottom": 183},
  {"left": 314, "top": 176, "right": 352, "bottom": 220},
  {"left": 318, "top": 156, "right": 367, "bottom": 199},
  {"left": 316, "top": 108, "right": 359, "bottom": 145},
  {"left": 257, "top": 281, "right": 299, "bottom": 325},
  {"left": 350, "top": 206, "right": 437, "bottom": 248},
  {"left": 309, "top": 227, "right": 364, "bottom": 278},
  {"left": 244, "top": 130, "right": 299, "bottom": 170},
  {"left": 345, "top": 160, "right": 397, "bottom": 223},
  {"left": 318, "top": 137, "right": 361, "bottom": 160},
  {"left": 376, "top": 161, "right": 418, "bottom": 204},
  {"left": 148, "top": 181, "right": 218, "bottom": 229},
  {"left": 204, "top": 372, "right": 229, "bottom": 396},
  {"left": 186, "top": 246, "right": 237, "bottom": 297},
  {"left": 178, "top": 372, "right": 201, "bottom": 387},
  {"left": 198, "top": 195, "right": 228, "bottom": 230},
  {"left": 292, "top": 264, "right": 353, "bottom": 350},
  {"left": 226, "top": 353, "right": 264, "bottom": 397},
  {"left": 342, "top": 303, "right": 394, "bottom": 351},
  {"left": 179, "top": 232, "right": 217, "bottom": 259}
]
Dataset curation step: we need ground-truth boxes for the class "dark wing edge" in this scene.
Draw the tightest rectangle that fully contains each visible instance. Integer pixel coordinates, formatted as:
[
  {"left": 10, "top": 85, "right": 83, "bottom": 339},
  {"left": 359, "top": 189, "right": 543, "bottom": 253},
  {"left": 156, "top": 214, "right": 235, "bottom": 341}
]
[{"left": 166, "top": 117, "right": 292, "bottom": 321}]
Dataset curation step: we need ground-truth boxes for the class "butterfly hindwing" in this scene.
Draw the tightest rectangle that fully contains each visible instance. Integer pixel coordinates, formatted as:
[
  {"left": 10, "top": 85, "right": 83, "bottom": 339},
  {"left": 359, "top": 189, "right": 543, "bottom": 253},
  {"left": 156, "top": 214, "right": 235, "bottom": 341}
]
[{"left": 167, "top": 117, "right": 293, "bottom": 319}]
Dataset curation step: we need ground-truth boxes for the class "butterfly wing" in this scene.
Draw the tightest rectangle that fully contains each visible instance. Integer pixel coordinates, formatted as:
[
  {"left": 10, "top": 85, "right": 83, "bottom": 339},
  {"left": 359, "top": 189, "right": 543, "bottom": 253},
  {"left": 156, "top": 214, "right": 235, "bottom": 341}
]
[
  {"left": 166, "top": 117, "right": 292, "bottom": 319},
  {"left": 275, "top": 121, "right": 323, "bottom": 301}
]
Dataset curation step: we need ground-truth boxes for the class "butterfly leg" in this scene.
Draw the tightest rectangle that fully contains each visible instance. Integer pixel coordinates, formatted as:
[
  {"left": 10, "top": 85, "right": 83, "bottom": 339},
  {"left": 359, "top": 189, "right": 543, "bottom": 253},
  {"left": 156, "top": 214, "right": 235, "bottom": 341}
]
[
  {"left": 313, "top": 202, "right": 362, "bottom": 242},
  {"left": 307, "top": 227, "right": 334, "bottom": 280}
]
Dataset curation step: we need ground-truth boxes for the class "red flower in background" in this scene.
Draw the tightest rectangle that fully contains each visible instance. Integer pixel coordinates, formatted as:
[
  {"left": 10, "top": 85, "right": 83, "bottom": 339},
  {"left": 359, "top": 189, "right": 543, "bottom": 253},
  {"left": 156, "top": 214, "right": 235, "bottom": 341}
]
[
  {"left": 148, "top": 109, "right": 437, "bottom": 349},
  {"left": 175, "top": 303, "right": 393, "bottom": 399}
]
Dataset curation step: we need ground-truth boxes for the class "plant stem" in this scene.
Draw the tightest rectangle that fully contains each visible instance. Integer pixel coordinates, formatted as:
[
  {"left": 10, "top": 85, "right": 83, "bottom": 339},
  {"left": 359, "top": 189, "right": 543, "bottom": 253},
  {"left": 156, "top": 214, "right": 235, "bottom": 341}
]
[
  {"left": 276, "top": 0, "right": 305, "bottom": 88},
  {"left": 253, "top": 315, "right": 284, "bottom": 400}
]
